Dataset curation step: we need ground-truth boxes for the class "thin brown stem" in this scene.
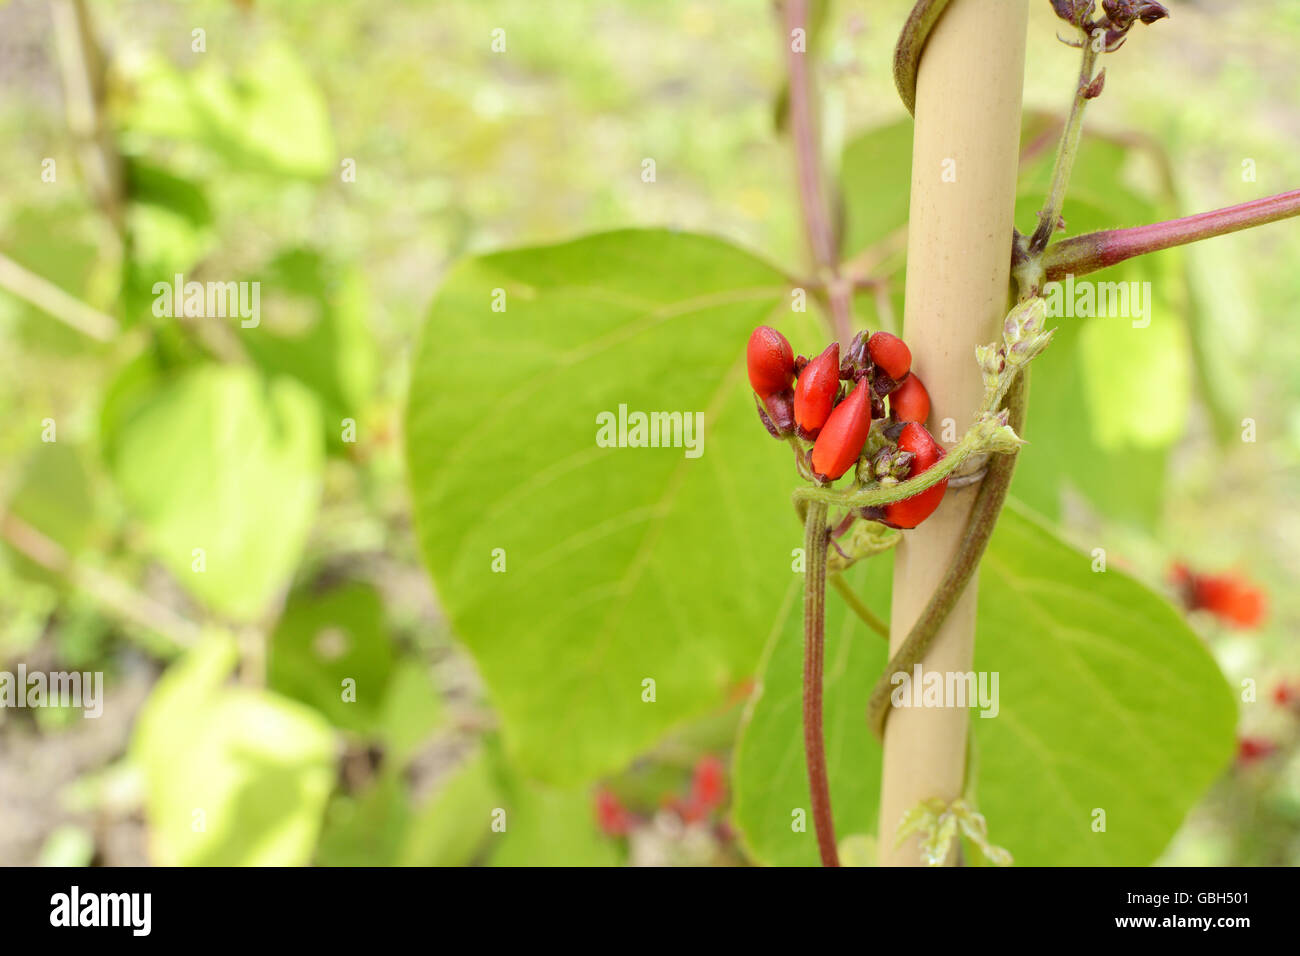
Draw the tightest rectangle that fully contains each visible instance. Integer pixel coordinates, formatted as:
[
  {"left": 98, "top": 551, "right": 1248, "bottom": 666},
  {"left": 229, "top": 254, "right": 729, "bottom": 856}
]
[
  {"left": 1042, "top": 188, "right": 1300, "bottom": 282},
  {"left": 782, "top": 0, "right": 852, "bottom": 341},
  {"left": 51, "top": 0, "right": 124, "bottom": 236},
  {"left": 0, "top": 252, "right": 118, "bottom": 341},
  {"left": 801, "top": 499, "right": 839, "bottom": 866},
  {"left": 1, "top": 512, "right": 200, "bottom": 650}
]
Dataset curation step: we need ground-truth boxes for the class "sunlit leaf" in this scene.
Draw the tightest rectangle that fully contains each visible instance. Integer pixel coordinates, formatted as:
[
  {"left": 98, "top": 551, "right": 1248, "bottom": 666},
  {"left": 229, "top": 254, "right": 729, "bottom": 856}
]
[{"left": 732, "top": 502, "right": 1236, "bottom": 865}]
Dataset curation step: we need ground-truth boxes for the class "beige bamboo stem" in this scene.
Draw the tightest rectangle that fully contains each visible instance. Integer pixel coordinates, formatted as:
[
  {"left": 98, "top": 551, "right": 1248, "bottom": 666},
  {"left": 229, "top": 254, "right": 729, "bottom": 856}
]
[{"left": 877, "top": 0, "right": 1027, "bottom": 866}]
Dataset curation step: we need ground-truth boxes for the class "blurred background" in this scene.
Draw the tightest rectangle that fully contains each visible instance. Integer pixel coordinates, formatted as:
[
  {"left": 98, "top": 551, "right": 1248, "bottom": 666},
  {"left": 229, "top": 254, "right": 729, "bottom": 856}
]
[{"left": 0, "top": 0, "right": 1296, "bottom": 866}]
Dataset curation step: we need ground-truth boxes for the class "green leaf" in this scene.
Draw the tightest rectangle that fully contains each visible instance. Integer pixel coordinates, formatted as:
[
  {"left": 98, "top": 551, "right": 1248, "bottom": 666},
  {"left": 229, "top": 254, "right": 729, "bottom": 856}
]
[
  {"left": 3, "top": 442, "right": 97, "bottom": 585},
  {"left": 840, "top": 119, "right": 913, "bottom": 258},
  {"left": 732, "top": 502, "right": 1236, "bottom": 866},
  {"left": 0, "top": 202, "right": 116, "bottom": 353},
  {"left": 1009, "top": 127, "right": 1191, "bottom": 524},
  {"left": 267, "top": 581, "right": 395, "bottom": 732},
  {"left": 37, "top": 825, "right": 96, "bottom": 867},
  {"left": 731, "top": 558, "right": 891, "bottom": 867},
  {"left": 376, "top": 660, "right": 444, "bottom": 767},
  {"left": 316, "top": 773, "right": 411, "bottom": 867},
  {"left": 1010, "top": 308, "right": 1169, "bottom": 526},
  {"left": 1182, "top": 239, "right": 1253, "bottom": 444},
  {"left": 405, "top": 228, "right": 807, "bottom": 785},
  {"left": 1076, "top": 274, "right": 1191, "bottom": 450},
  {"left": 240, "top": 249, "right": 377, "bottom": 431},
  {"left": 131, "top": 632, "right": 337, "bottom": 865},
  {"left": 488, "top": 779, "right": 622, "bottom": 867},
  {"left": 122, "top": 43, "right": 335, "bottom": 178},
  {"left": 398, "top": 748, "right": 501, "bottom": 866},
  {"left": 124, "top": 158, "right": 214, "bottom": 282},
  {"left": 972, "top": 504, "right": 1235, "bottom": 865},
  {"left": 106, "top": 365, "right": 324, "bottom": 621}
]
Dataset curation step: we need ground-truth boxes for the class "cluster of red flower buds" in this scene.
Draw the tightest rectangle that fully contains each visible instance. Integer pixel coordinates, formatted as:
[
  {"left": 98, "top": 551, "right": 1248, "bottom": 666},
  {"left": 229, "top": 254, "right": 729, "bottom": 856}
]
[
  {"left": 747, "top": 325, "right": 948, "bottom": 529},
  {"left": 594, "top": 755, "right": 729, "bottom": 838}
]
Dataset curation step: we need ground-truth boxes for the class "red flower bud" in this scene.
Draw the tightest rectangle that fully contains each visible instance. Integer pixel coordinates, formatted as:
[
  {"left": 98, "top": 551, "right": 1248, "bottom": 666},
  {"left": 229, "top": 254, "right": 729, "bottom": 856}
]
[
  {"left": 1272, "top": 682, "right": 1298, "bottom": 709},
  {"left": 594, "top": 788, "right": 633, "bottom": 837},
  {"left": 811, "top": 378, "right": 872, "bottom": 480},
  {"left": 690, "top": 755, "right": 726, "bottom": 810},
  {"left": 867, "top": 331, "right": 911, "bottom": 381},
  {"left": 1170, "top": 563, "right": 1267, "bottom": 630},
  {"left": 881, "top": 422, "right": 947, "bottom": 529},
  {"left": 793, "top": 343, "right": 840, "bottom": 437},
  {"left": 1192, "top": 573, "right": 1267, "bottom": 629},
  {"left": 746, "top": 325, "right": 795, "bottom": 397},
  {"left": 889, "top": 371, "right": 931, "bottom": 423},
  {"left": 674, "top": 796, "right": 708, "bottom": 825},
  {"left": 1237, "top": 736, "right": 1276, "bottom": 765}
]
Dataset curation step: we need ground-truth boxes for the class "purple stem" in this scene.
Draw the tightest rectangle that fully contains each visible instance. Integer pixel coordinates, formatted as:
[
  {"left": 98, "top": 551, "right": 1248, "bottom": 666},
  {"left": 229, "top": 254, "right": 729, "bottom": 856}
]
[
  {"left": 783, "top": 0, "right": 852, "bottom": 341},
  {"left": 1042, "top": 188, "right": 1300, "bottom": 281}
]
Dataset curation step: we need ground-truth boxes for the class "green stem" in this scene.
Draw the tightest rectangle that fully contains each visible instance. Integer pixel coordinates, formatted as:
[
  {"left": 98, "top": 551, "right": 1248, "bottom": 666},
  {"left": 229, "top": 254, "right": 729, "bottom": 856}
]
[
  {"left": 0, "top": 511, "right": 199, "bottom": 651},
  {"left": 802, "top": 499, "right": 839, "bottom": 867},
  {"left": 865, "top": 373, "right": 1027, "bottom": 741},
  {"left": 829, "top": 573, "right": 889, "bottom": 639},
  {"left": 1028, "top": 34, "right": 1099, "bottom": 254},
  {"left": 793, "top": 429, "right": 985, "bottom": 510}
]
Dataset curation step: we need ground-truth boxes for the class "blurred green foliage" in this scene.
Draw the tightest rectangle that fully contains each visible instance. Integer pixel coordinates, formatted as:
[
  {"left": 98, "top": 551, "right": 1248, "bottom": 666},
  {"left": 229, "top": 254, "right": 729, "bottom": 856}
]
[{"left": 0, "top": 0, "right": 1296, "bottom": 866}]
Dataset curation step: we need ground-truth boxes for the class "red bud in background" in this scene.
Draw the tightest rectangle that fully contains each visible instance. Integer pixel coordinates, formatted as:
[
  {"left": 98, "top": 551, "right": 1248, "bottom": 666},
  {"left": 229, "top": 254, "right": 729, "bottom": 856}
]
[
  {"left": 1237, "top": 736, "right": 1277, "bottom": 765},
  {"left": 691, "top": 755, "right": 727, "bottom": 810},
  {"left": 594, "top": 788, "right": 633, "bottom": 837},
  {"left": 1170, "top": 563, "right": 1267, "bottom": 630},
  {"left": 1272, "top": 682, "right": 1298, "bottom": 710}
]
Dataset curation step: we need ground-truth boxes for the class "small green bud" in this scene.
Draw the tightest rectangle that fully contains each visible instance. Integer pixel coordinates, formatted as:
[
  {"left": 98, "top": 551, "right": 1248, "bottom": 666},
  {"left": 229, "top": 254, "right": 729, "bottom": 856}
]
[{"left": 1002, "top": 298, "right": 1054, "bottom": 369}]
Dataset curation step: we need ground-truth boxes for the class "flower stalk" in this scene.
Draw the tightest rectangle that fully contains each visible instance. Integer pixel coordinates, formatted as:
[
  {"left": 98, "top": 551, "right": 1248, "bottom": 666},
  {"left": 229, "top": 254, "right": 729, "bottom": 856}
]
[{"left": 801, "top": 499, "right": 839, "bottom": 867}]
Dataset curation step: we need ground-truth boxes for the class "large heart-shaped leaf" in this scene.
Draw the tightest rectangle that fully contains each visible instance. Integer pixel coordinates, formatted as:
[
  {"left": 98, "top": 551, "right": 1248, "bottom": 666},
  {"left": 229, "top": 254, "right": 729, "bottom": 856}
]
[
  {"left": 406, "top": 229, "right": 811, "bottom": 784},
  {"left": 732, "top": 501, "right": 1236, "bottom": 866},
  {"left": 106, "top": 365, "right": 324, "bottom": 621}
]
